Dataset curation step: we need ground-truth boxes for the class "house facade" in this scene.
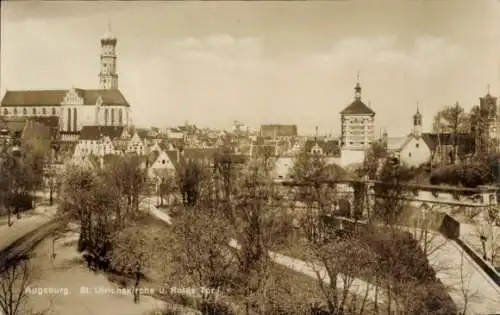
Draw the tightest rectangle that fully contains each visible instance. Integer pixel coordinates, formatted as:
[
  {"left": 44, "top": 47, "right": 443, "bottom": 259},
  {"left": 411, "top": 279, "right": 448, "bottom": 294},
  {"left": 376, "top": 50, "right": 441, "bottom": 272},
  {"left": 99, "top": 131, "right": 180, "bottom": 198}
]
[{"left": 73, "top": 125, "right": 124, "bottom": 158}]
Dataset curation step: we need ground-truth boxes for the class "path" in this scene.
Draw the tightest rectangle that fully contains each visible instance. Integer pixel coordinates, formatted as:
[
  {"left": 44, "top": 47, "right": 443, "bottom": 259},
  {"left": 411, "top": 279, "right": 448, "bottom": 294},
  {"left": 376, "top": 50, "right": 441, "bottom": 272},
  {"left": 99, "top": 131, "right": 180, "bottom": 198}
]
[
  {"left": 0, "top": 204, "right": 58, "bottom": 252},
  {"left": 145, "top": 200, "right": 384, "bottom": 304},
  {"left": 425, "top": 231, "right": 500, "bottom": 315},
  {"left": 27, "top": 232, "right": 171, "bottom": 315},
  {"left": 337, "top": 216, "right": 500, "bottom": 315}
]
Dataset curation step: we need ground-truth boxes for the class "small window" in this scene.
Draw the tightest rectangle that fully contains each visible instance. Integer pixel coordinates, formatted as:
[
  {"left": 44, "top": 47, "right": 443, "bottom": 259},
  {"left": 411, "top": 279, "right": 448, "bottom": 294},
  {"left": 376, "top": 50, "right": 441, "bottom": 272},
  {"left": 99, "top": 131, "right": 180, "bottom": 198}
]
[
  {"left": 23, "top": 108, "right": 27, "bottom": 115},
  {"left": 32, "top": 108, "right": 37, "bottom": 115},
  {"left": 52, "top": 108, "right": 56, "bottom": 115},
  {"left": 42, "top": 108, "right": 46, "bottom": 115},
  {"left": 14, "top": 108, "right": 17, "bottom": 115},
  {"left": 162, "top": 159, "right": 165, "bottom": 164},
  {"left": 408, "top": 152, "right": 412, "bottom": 157},
  {"left": 416, "top": 143, "right": 419, "bottom": 148},
  {"left": 3, "top": 108, "right": 8, "bottom": 115}
]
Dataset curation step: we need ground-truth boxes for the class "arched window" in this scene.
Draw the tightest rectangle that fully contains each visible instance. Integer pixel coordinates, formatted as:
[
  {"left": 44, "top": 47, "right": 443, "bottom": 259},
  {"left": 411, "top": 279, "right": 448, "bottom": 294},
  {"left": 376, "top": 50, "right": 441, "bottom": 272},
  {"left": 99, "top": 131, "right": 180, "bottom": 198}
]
[
  {"left": 73, "top": 108, "right": 77, "bottom": 131},
  {"left": 67, "top": 108, "right": 72, "bottom": 131},
  {"left": 104, "top": 109, "right": 109, "bottom": 125},
  {"left": 42, "top": 108, "right": 46, "bottom": 115},
  {"left": 118, "top": 109, "right": 123, "bottom": 125},
  {"left": 52, "top": 107, "right": 56, "bottom": 115},
  {"left": 3, "top": 108, "right": 8, "bottom": 116},
  {"left": 23, "top": 108, "right": 27, "bottom": 115},
  {"left": 13, "top": 108, "right": 17, "bottom": 115}
]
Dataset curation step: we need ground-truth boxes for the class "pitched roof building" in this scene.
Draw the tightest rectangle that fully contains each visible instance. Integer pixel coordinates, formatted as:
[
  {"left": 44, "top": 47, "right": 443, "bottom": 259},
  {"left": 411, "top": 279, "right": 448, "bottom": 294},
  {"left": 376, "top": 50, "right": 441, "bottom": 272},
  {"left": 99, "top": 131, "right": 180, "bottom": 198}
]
[
  {"left": 340, "top": 80, "right": 376, "bottom": 151},
  {"left": 0, "top": 26, "right": 131, "bottom": 136}
]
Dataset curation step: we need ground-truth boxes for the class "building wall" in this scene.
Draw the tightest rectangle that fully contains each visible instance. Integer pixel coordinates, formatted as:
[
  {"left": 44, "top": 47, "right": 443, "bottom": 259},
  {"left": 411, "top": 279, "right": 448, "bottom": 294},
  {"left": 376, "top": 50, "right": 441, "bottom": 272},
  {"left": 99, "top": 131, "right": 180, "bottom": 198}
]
[
  {"left": 1, "top": 106, "right": 62, "bottom": 117},
  {"left": 340, "top": 149, "right": 365, "bottom": 167},
  {"left": 74, "top": 137, "right": 116, "bottom": 158},
  {"left": 97, "top": 106, "right": 129, "bottom": 126},
  {"left": 399, "top": 137, "right": 431, "bottom": 167},
  {"left": 341, "top": 114, "right": 375, "bottom": 150}
]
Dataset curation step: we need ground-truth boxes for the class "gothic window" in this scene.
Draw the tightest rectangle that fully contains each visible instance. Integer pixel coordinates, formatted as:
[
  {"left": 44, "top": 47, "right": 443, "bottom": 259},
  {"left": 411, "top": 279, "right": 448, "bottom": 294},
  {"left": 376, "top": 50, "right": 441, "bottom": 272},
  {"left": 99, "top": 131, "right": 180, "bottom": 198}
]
[
  {"left": 67, "top": 108, "right": 72, "bottom": 131},
  {"left": 3, "top": 108, "right": 7, "bottom": 116},
  {"left": 32, "top": 108, "right": 37, "bottom": 115},
  {"left": 73, "top": 108, "right": 77, "bottom": 131},
  {"left": 104, "top": 109, "right": 109, "bottom": 125},
  {"left": 23, "top": 108, "right": 27, "bottom": 115},
  {"left": 52, "top": 107, "right": 56, "bottom": 115},
  {"left": 118, "top": 109, "right": 123, "bottom": 125}
]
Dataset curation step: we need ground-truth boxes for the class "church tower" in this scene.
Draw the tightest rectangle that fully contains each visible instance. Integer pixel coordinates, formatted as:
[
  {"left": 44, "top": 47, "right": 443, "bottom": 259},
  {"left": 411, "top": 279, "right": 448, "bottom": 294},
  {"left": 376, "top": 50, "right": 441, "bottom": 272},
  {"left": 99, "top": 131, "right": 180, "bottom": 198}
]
[
  {"left": 412, "top": 105, "right": 422, "bottom": 137},
  {"left": 99, "top": 24, "right": 119, "bottom": 90}
]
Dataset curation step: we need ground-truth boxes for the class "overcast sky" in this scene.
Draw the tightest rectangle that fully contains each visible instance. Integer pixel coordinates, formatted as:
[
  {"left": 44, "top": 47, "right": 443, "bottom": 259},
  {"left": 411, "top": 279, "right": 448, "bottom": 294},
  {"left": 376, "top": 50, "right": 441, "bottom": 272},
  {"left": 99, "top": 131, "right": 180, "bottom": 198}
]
[{"left": 1, "top": 0, "right": 499, "bottom": 135}]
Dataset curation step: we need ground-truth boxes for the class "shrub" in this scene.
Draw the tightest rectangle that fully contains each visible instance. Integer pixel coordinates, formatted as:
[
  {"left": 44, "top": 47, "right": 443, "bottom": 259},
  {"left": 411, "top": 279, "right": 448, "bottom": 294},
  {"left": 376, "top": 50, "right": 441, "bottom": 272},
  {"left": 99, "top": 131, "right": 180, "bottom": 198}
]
[{"left": 430, "top": 162, "right": 495, "bottom": 188}]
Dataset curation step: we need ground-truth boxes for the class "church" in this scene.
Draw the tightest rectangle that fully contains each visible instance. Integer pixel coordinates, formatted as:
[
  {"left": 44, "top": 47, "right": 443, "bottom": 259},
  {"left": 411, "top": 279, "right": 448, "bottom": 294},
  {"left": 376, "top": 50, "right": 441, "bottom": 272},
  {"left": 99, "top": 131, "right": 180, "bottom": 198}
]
[{"left": 0, "top": 27, "right": 131, "bottom": 140}]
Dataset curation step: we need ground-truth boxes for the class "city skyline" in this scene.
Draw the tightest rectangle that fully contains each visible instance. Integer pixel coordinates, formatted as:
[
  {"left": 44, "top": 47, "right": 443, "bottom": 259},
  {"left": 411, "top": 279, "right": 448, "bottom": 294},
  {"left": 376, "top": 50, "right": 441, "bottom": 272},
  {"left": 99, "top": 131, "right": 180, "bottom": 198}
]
[{"left": 1, "top": 0, "right": 499, "bottom": 135}]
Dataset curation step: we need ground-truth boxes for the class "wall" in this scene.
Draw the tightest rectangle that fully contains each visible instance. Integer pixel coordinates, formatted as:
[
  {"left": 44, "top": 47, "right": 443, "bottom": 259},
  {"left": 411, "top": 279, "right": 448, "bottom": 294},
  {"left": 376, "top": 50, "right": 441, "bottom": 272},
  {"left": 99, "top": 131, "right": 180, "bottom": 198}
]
[
  {"left": 340, "top": 149, "right": 365, "bottom": 167},
  {"left": 1, "top": 106, "right": 62, "bottom": 117},
  {"left": 399, "top": 136, "right": 431, "bottom": 167}
]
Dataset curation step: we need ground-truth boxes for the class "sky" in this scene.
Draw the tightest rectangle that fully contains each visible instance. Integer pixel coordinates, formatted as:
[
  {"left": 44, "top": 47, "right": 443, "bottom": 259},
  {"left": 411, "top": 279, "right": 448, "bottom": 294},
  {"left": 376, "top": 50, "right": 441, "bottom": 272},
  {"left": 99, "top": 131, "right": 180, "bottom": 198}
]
[{"left": 1, "top": 0, "right": 499, "bottom": 136}]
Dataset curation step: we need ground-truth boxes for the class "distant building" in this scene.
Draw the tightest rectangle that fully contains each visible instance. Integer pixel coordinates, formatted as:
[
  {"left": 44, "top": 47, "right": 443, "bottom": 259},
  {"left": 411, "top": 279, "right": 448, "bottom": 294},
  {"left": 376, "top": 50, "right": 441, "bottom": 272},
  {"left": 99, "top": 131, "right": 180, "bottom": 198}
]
[
  {"left": 0, "top": 117, "right": 52, "bottom": 154},
  {"left": 73, "top": 125, "right": 125, "bottom": 158},
  {"left": 339, "top": 80, "right": 376, "bottom": 166},
  {"left": 473, "top": 90, "right": 499, "bottom": 154},
  {"left": 260, "top": 124, "right": 298, "bottom": 139},
  {"left": 0, "top": 26, "right": 131, "bottom": 136},
  {"left": 386, "top": 107, "right": 475, "bottom": 167},
  {"left": 305, "top": 138, "right": 340, "bottom": 157}
]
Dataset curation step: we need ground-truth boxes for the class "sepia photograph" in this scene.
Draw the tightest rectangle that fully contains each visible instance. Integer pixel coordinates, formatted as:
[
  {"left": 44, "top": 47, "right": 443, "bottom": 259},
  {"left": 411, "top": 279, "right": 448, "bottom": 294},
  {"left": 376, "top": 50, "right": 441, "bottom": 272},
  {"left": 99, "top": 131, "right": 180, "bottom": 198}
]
[{"left": 0, "top": 0, "right": 499, "bottom": 314}]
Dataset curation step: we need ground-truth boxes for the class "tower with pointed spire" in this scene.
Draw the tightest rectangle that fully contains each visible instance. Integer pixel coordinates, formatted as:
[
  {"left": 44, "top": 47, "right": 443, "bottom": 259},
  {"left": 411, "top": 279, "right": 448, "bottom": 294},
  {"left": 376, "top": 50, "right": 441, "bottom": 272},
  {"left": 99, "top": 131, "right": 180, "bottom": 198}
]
[
  {"left": 99, "top": 24, "right": 119, "bottom": 90},
  {"left": 412, "top": 104, "right": 422, "bottom": 137}
]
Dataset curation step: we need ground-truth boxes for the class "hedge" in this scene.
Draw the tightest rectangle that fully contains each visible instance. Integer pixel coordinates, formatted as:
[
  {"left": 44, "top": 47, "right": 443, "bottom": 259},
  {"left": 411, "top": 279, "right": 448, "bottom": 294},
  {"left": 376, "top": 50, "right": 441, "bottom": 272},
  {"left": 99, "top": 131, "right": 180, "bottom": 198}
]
[{"left": 430, "top": 162, "right": 495, "bottom": 188}]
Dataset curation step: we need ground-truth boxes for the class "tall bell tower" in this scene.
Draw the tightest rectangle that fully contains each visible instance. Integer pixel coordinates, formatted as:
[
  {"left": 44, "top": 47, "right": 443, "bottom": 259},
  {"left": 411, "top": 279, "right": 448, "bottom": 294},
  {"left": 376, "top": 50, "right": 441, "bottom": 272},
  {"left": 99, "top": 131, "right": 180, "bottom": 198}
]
[{"left": 99, "top": 24, "right": 119, "bottom": 90}]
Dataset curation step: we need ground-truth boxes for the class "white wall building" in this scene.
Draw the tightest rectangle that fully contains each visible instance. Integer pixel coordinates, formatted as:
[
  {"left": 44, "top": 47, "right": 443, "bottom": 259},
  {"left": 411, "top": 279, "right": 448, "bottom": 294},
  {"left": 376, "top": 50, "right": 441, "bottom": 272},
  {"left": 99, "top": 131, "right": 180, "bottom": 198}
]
[
  {"left": 0, "top": 26, "right": 131, "bottom": 133},
  {"left": 339, "top": 80, "right": 376, "bottom": 166}
]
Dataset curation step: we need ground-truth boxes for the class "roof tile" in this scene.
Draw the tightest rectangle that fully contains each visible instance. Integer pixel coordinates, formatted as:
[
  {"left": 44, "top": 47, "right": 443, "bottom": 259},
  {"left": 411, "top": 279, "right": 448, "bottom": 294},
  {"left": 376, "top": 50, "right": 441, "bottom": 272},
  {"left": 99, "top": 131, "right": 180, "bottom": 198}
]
[
  {"left": 79, "top": 125, "right": 125, "bottom": 141},
  {"left": 340, "top": 100, "right": 375, "bottom": 115},
  {"left": 1, "top": 89, "right": 130, "bottom": 107}
]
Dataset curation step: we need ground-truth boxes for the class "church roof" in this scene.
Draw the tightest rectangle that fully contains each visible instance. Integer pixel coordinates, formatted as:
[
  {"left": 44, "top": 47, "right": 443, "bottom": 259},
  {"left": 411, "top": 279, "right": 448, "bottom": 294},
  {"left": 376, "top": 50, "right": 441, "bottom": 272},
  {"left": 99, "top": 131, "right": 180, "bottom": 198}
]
[
  {"left": 340, "top": 99, "right": 375, "bottom": 116},
  {"left": 1, "top": 89, "right": 130, "bottom": 107},
  {"left": 79, "top": 125, "right": 125, "bottom": 141}
]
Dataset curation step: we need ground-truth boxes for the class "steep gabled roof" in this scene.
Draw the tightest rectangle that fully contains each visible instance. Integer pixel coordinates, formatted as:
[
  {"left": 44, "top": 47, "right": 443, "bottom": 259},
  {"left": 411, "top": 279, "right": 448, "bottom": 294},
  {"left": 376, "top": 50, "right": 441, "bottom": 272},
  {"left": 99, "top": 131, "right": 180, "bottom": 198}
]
[
  {"left": 421, "top": 133, "right": 475, "bottom": 153},
  {"left": 31, "top": 116, "right": 60, "bottom": 129},
  {"left": 1, "top": 89, "right": 130, "bottom": 107},
  {"left": 182, "top": 148, "right": 218, "bottom": 161},
  {"left": 79, "top": 125, "right": 125, "bottom": 141},
  {"left": 340, "top": 100, "right": 375, "bottom": 116}
]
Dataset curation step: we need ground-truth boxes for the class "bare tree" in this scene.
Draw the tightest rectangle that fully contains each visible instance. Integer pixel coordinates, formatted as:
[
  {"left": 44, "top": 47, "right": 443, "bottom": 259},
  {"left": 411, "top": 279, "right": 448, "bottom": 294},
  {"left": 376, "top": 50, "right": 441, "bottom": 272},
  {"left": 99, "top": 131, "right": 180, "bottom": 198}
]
[
  {"left": 0, "top": 258, "right": 40, "bottom": 315},
  {"left": 110, "top": 222, "right": 160, "bottom": 303},
  {"left": 102, "top": 155, "right": 148, "bottom": 224},
  {"left": 0, "top": 144, "right": 44, "bottom": 226},
  {"left": 310, "top": 234, "right": 375, "bottom": 314}
]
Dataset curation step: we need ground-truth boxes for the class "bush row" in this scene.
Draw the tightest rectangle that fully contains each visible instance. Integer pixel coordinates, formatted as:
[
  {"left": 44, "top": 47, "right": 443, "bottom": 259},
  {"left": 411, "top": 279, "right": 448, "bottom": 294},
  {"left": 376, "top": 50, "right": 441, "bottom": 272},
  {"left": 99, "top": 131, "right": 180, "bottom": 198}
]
[{"left": 429, "top": 162, "right": 496, "bottom": 188}]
